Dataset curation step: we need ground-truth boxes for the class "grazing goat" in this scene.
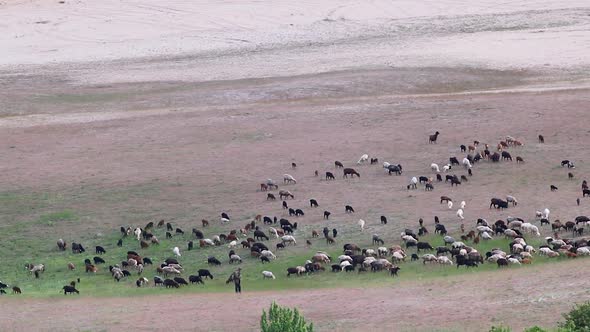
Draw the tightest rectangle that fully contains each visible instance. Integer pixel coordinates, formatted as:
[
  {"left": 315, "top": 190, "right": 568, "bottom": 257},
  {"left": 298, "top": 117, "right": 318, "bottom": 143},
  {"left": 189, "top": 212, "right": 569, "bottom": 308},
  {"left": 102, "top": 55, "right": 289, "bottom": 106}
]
[
  {"left": 408, "top": 177, "right": 418, "bottom": 190},
  {"left": 63, "top": 285, "right": 79, "bottom": 295},
  {"left": 506, "top": 195, "right": 518, "bottom": 206},
  {"left": 387, "top": 164, "right": 403, "bottom": 175},
  {"left": 57, "top": 239, "right": 67, "bottom": 251},
  {"left": 462, "top": 158, "right": 472, "bottom": 169},
  {"left": 358, "top": 219, "right": 366, "bottom": 231},
  {"left": 561, "top": 160, "right": 575, "bottom": 168},
  {"left": 343, "top": 168, "right": 360, "bottom": 178},
  {"left": 189, "top": 275, "right": 204, "bottom": 284},
  {"left": 357, "top": 154, "right": 369, "bottom": 164},
  {"left": 283, "top": 174, "right": 297, "bottom": 184},
  {"left": 279, "top": 190, "right": 294, "bottom": 200},
  {"left": 429, "top": 131, "right": 440, "bottom": 144},
  {"left": 173, "top": 247, "right": 181, "bottom": 257}
]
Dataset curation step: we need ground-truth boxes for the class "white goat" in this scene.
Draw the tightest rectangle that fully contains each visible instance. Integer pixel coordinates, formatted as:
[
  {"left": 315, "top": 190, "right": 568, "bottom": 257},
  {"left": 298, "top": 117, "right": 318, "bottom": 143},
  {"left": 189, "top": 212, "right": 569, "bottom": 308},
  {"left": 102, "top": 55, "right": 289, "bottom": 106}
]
[
  {"left": 357, "top": 154, "right": 369, "bottom": 164},
  {"left": 422, "top": 254, "right": 438, "bottom": 264},
  {"left": 261, "top": 250, "right": 277, "bottom": 260},
  {"left": 506, "top": 195, "right": 518, "bottom": 206},
  {"left": 269, "top": 227, "right": 279, "bottom": 239},
  {"left": 409, "top": 177, "right": 418, "bottom": 189},
  {"left": 281, "top": 235, "right": 297, "bottom": 246},
  {"left": 476, "top": 226, "right": 493, "bottom": 233},
  {"left": 521, "top": 223, "right": 540, "bottom": 236},
  {"left": 283, "top": 174, "right": 297, "bottom": 184},
  {"left": 340, "top": 261, "right": 352, "bottom": 271},
  {"left": 338, "top": 255, "right": 352, "bottom": 263},
  {"left": 448, "top": 201, "right": 453, "bottom": 209},
  {"left": 460, "top": 201, "right": 466, "bottom": 209},
  {"left": 437, "top": 256, "right": 453, "bottom": 265},
  {"left": 402, "top": 235, "right": 417, "bottom": 245},
  {"left": 172, "top": 246, "right": 181, "bottom": 257},
  {"left": 456, "top": 208, "right": 464, "bottom": 220},
  {"left": 431, "top": 163, "right": 440, "bottom": 173},
  {"left": 508, "top": 258, "right": 521, "bottom": 265},
  {"left": 229, "top": 254, "right": 242, "bottom": 264},
  {"left": 228, "top": 240, "right": 237, "bottom": 249},
  {"left": 202, "top": 238, "right": 215, "bottom": 246},
  {"left": 392, "top": 251, "right": 406, "bottom": 262},
  {"left": 462, "top": 158, "right": 472, "bottom": 169},
  {"left": 262, "top": 271, "right": 276, "bottom": 279},
  {"left": 358, "top": 219, "right": 366, "bottom": 231},
  {"left": 543, "top": 208, "right": 550, "bottom": 219},
  {"left": 451, "top": 241, "right": 465, "bottom": 249},
  {"left": 481, "top": 231, "right": 493, "bottom": 240},
  {"left": 134, "top": 227, "right": 142, "bottom": 241},
  {"left": 443, "top": 164, "right": 452, "bottom": 172},
  {"left": 538, "top": 247, "right": 553, "bottom": 255}
]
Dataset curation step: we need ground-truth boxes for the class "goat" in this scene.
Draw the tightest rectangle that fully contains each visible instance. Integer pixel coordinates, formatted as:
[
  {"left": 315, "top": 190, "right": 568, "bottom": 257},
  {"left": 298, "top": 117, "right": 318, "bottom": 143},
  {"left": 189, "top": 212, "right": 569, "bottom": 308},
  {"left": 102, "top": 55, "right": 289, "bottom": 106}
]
[
  {"left": 429, "top": 131, "right": 440, "bottom": 144},
  {"left": 283, "top": 174, "right": 297, "bottom": 184},
  {"left": 357, "top": 154, "right": 369, "bottom": 164}
]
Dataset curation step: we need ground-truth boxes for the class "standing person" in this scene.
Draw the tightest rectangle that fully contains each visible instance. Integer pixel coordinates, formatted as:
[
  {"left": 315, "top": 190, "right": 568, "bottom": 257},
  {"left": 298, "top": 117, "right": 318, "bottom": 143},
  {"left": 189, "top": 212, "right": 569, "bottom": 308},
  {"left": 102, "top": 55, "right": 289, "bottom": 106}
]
[{"left": 226, "top": 268, "right": 242, "bottom": 293}]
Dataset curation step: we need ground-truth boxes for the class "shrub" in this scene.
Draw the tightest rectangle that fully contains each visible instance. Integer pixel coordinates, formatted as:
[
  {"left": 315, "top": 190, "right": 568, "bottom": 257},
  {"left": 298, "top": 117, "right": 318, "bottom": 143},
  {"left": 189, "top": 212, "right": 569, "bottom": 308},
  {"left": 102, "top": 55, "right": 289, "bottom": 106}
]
[
  {"left": 260, "top": 302, "right": 313, "bottom": 332},
  {"left": 523, "top": 327, "right": 548, "bottom": 332},
  {"left": 489, "top": 326, "right": 511, "bottom": 332},
  {"left": 559, "top": 301, "right": 590, "bottom": 331}
]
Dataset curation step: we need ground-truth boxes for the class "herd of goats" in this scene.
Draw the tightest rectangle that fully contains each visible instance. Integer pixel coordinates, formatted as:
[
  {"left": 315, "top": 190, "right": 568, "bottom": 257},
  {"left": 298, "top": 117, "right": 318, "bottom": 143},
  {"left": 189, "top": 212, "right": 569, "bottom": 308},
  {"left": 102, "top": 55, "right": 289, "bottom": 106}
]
[{"left": 2, "top": 132, "right": 589, "bottom": 296}]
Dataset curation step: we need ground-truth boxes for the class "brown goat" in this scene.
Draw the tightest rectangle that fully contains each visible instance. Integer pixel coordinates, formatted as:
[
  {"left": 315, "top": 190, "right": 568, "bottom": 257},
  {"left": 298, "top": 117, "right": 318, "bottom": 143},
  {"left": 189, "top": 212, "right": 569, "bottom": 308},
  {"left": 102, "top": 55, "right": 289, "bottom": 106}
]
[{"left": 85, "top": 264, "right": 97, "bottom": 273}]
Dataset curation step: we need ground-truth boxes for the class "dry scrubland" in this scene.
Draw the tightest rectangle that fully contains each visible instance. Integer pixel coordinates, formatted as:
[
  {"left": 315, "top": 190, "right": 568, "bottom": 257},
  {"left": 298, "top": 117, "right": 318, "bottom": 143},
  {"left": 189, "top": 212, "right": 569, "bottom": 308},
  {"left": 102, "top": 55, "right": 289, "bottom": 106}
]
[{"left": 1, "top": 0, "right": 590, "bottom": 331}]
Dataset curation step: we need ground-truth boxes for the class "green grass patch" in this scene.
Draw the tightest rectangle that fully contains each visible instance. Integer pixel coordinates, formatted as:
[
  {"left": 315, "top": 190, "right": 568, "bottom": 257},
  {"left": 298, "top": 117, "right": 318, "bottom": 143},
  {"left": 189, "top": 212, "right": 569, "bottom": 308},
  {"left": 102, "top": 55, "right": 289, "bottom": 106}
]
[
  {"left": 38, "top": 210, "right": 77, "bottom": 225},
  {"left": 0, "top": 226, "right": 579, "bottom": 298}
]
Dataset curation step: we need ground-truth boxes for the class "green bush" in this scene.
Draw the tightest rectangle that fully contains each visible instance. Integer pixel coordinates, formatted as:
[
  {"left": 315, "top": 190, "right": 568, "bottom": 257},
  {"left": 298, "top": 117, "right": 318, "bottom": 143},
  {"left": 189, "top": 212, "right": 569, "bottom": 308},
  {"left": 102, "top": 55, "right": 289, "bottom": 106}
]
[
  {"left": 489, "top": 326, "right": 511, "bottom": 332},
  {"left": 260, "top": 302, "right": 313, "bottom": 332},
  {"left": 523, "top": 327, "right": 548, "bottom": 332},
  {"left": 559, "top": 302, "right": 590, "bottom": 331}
]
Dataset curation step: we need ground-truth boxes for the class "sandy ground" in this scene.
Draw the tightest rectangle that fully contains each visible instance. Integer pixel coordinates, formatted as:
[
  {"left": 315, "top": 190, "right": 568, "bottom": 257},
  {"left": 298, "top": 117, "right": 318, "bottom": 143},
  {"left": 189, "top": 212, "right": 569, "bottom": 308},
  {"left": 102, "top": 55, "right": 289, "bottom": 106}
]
[
  {"left": 1, "top": 0, "right": 590, "bottom": 84},
  {"left": 2, "top": 0, "right": 590, "bottom": 331}
]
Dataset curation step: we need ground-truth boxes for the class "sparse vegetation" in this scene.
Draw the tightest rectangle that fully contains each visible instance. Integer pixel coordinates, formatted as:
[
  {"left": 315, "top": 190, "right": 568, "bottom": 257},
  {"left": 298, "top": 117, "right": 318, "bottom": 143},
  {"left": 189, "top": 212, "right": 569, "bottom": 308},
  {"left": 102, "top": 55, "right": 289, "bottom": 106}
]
[
  {"left": 560, "top": 302, "right": 590, "bottom": 331},
  {"left": 261, "top": 302, "right": 313, "bottom": 332},
  {"left": 39, "top": 210, "right": 77, "bottom": 225}
]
